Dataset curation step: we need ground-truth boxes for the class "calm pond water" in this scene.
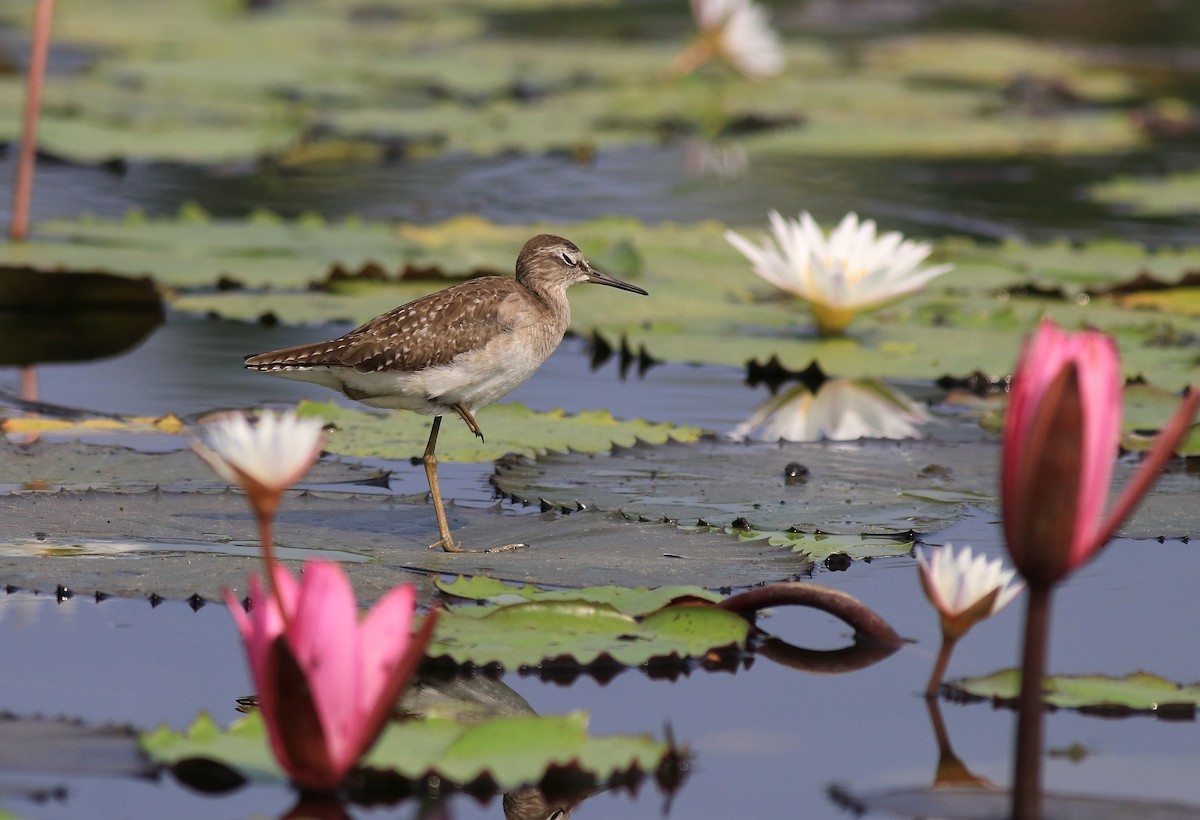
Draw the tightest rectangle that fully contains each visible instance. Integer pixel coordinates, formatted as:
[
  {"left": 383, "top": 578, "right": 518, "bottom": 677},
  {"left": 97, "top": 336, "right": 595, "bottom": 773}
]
[
  {"left": 5, "top": 1, "right": 1200, "bottom": 816},
  {"left": 2, "top": 316, "right": 1199, "bottom": 818},
  {"left": 3, "top": 520, "right": 1200, "bottom": 820},
  {"left": 6, "top": 145, "right": 1200, "bottom": 246}
]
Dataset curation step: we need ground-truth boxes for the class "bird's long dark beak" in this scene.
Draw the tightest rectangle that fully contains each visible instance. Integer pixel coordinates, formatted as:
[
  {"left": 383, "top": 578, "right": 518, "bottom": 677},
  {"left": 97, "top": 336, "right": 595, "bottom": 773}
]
[{"left": 584, "top": 266, "right": 648, "bottom": 296}]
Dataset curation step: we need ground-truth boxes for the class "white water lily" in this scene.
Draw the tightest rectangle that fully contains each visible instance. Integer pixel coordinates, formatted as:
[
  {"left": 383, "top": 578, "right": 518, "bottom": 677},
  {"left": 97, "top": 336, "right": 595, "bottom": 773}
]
[
  {"left": 730, "top": 378, "right": 931, "bottom": 442},
  {"left": 192, "top": 409, "right": 326, "bottom": 504},
  {"left": 725, "top": 211, "right": 954, "bottom": 335},
  {"left": 675, "top": 0, "right": 784, "bottom": 81},
  {"left": 917, "top": 545, "right": 1023, "bottom": 641}
]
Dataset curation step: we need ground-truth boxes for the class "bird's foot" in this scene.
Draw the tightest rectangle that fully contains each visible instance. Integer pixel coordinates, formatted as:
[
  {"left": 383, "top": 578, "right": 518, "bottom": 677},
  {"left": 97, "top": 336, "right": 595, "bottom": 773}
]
[{"left": 427, "top": 538, "right": 526, "bottom": 554}]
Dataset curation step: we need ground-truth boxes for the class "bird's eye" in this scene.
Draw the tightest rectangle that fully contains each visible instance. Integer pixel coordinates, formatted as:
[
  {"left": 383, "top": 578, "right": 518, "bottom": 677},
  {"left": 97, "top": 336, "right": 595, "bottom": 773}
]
[{"left": 560, "top": 252, "right": 578, "bottom": 267}]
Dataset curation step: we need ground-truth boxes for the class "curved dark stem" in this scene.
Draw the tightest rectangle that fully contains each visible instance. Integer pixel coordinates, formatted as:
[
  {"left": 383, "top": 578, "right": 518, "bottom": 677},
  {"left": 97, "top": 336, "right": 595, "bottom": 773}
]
[
  {"left": 1012, "top": 582, "right": 1053, "bottom": 820},
  {"left": 718, "top": 582, "right": 903, "bottom": 648},
  {"left": 756, "top": 634, "right": 900, "bottom": 674}
]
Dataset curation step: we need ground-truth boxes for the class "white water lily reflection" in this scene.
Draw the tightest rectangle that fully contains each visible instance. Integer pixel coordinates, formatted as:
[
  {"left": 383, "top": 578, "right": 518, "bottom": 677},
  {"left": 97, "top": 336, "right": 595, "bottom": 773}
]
[{"left": 730, "top": 379, "right": 932, "bottom": 442}]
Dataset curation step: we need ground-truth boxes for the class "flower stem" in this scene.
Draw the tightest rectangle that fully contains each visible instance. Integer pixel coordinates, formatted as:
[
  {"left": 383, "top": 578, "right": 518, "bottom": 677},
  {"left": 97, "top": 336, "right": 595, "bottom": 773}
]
[
  {"left": 255, "top": 504, "right": 292, "bottom": 631},
  {"left": 10, "top": 0, "right": 55, "bottom": 242},
  {"left": 925, "top": 635, "right": 957, "bottom": 698},
  {"left": 1012, "top": 582, "right": 1053, "bottom": 820},
  {"left": 670, "top": 36, "right": 715, "bottom": 78}
]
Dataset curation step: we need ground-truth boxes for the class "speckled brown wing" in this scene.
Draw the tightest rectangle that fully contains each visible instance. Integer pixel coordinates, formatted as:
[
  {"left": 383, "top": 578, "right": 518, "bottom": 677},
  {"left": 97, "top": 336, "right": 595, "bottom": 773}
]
[{"left": 244, "top": 277, "right": 523, "bottom": 374}]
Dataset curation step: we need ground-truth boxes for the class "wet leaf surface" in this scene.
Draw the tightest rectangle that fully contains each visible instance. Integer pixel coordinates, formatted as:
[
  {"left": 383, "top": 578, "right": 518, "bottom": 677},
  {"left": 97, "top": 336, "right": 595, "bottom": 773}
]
[
  {"left": 0, "top": 490, "right": 814, "bottom": 602},
  {"left": 491, "top": 436, "right": 1200, "bottom": 537}
]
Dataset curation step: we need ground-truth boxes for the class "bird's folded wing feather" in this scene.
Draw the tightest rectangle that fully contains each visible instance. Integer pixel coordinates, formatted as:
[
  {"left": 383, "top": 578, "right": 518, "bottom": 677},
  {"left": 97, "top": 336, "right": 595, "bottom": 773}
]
[{"left": 245, "top": 278, "right": 523, "bottom": 374}]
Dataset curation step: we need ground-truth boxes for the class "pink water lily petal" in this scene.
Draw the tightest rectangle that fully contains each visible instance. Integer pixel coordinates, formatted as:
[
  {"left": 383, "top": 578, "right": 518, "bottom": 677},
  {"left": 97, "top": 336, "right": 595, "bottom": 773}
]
[
  {"left": 288, "top": 561, "right": 364, "bottom": 778},
  {"left": 1001, "top": 319, "right": 1195, "bottom": 586},
  {"left": 358, "top": 584, "right": 417, "bottom": 711},
  {"left": 1069, "top": 331, "right": 1123, "bottom": 565}
]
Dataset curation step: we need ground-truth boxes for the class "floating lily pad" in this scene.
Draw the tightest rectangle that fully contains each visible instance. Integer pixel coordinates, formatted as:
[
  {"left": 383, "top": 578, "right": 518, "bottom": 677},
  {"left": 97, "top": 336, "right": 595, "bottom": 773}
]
[
  {"left": 435, "top": 575, "right": 722, "bottom": 614},
  {"left": 142, "top": 709, "right": 679, "bottom": 793},
  {"left": 297, "top": 399, "right": 702, "bottom": 461},
  {"left": 0, "top": 2, "right": 1147, "bottom": 164},
  {"left": 1090, "top": 170, "right": 1200, "bottom": 217},
  {"left": 428, "top": 600, "right": 749, "bottom": 669},
  {"left": 14, "top": 212, "right": 1200, "bottom": 389},
  {"left": 0, "top": 490, "right": 816, "bottom": 602},
  {"left": 0, "top": 438, "right": 392, "bottom": 492},
  {"left": 492, "top": 435, "right": 1200, "bottom": 537},
  {"left": 945, "top": 669, "right": 1200, "bottom": 717},
  {"left": 715, "top": 531, "right": 916, "bottom": 562}
]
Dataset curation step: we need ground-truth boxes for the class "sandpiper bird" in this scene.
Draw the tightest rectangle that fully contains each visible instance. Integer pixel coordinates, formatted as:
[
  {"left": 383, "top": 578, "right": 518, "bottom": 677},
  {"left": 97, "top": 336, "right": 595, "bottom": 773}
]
[{"left": 244, "top": 234, "right": 648, "bottom": 552}]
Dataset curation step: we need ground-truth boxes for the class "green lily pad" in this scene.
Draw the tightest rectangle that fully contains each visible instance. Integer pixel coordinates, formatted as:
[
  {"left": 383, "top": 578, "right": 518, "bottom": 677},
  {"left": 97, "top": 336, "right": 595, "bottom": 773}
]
[
  {"left": 142, "top": 709, "right": 678, "bottom": 792},
  {"left": 1090, "top": 170, "right": 1200, "bottom": 217},
  {"left": 945, "top": 669, "right": 1200, "bottom": 717},
  {"left": 296, "top": 399, "right": 702, "bottom": 461},
  {"left": 1118, "top": 288, "right": 1200, "bottom": 318},
  {"left": 14, "top": 211, "right": 1200, "bottom": 389},
  {"left": 718, "top": 531, "right": 916, "bottom": 561},
  {"left": 428, "top": 600, "right": 749, "bottom": 669},
  {"left": 435, "top": 575, "right": 722, "bottom": 614},
  {"left": 0, "top": 3, "right": 1147, "bottom": 164}
]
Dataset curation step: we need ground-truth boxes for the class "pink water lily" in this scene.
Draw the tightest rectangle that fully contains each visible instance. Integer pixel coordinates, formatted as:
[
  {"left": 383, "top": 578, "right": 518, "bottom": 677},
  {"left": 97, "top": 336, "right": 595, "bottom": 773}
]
[
  {"left": 226, "top": 562, "right": 436, "bottom": 792},
  {"left": 1001, "top": 319, "right": 1199, "bottom": 585},
  {"left": 1001, "top": 318, "right": 1198, "bottom": 819}
]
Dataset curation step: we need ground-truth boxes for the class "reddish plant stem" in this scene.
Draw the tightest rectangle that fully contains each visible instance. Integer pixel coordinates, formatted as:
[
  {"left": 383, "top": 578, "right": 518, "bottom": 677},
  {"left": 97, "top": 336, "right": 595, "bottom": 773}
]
[
  {"left": 670, "top": 34, "right": 715, "bottom": 78},
  {"left": 1012, "top": 581, "right": 1053, "bottom": 820},
  {"left": 718, "top": 581, "right": 903, "bottom": 647},
  {"left": 10, "top": 0, "right": 55, "bottom": 242},
  {"left": 924, "top": 635, "right": 957, "bottom": 699},
  {"left": 254, "top": 503, "right": 292, "bottom": 632}
]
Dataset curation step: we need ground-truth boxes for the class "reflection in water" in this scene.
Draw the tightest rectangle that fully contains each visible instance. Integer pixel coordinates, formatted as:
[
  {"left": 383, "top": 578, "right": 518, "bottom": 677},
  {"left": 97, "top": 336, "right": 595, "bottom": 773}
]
[
  {"left": 0, "top": 267, "right": 163, "bottom": 443},
  {"left": 683, "top": 139, "right": 749, "bottom": 180},
  {"left": 398, "top": 674, "right": 582, "bottom": 820},
  {"left": 925, "top": 697, "right": 994, "bottom": 790},
  {"left": 228, "top": 675, "right": 593, "bottom": 818},
  {"left": 730, "top": 378, "right": 931, "bottom": 442}
]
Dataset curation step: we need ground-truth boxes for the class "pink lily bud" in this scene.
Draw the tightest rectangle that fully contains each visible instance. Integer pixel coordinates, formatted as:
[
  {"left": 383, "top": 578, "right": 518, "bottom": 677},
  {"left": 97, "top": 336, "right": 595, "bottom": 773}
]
[
  {"left": 225, "top": 562, "right": 437, "bottom": 792},
  {"left": 1001, "top": 319, "right": 1199, "bottom": 586}
]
